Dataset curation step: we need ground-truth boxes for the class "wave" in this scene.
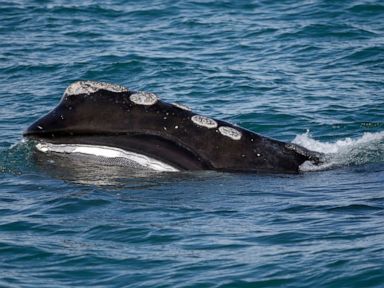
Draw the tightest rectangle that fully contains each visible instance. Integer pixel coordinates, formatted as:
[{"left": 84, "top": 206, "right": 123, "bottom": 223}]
[{"left": 293, "top": 131, "right": 384, "bottom": 171}]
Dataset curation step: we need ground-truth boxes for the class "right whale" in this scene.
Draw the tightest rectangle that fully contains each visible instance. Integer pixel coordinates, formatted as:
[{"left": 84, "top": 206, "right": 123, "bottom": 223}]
[{"left": 24, "top": 81, "right": 323, "bottom": 174}]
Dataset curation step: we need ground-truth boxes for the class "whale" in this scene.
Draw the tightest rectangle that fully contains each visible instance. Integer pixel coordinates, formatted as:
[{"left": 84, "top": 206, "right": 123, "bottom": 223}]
[{"left": 24, "top": 81, "right": 322, "bottom": 173}]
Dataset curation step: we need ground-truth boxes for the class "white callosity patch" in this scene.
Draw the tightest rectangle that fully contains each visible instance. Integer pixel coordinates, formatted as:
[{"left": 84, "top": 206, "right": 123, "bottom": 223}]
[
  {"left": 130, "top": 91, "right": 158, "bottom": 106},
  {"left": 64, "top": 81, "right": 128, "bottom": 96},
  {"left": 191, "top": 115, "right": 218, "bottom": 129},
  {"left": 172, "top": 102, "right": 191, "bottom": 111},
  {"left": 35, "top": 143, "right": 179, "bottom": 172},
  {"left": 218, "top": 126, "right": 242, "bottom": 140}
]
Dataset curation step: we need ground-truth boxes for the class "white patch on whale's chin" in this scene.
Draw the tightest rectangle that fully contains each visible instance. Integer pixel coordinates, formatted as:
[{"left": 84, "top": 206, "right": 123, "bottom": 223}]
[{"left": 35, "top": 143, "right": 179, "bottom": 172}]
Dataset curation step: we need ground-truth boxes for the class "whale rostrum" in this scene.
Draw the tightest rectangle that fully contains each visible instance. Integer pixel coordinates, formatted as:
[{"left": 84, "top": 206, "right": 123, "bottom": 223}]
[{"left": 24, "top": 81, "right": 322, "bottom": 173}]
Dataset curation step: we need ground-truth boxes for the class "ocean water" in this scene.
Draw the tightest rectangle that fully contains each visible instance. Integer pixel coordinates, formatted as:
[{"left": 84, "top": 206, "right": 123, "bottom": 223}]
[{"left": 1, "top": 0, "right": 384, "bottom": 287}]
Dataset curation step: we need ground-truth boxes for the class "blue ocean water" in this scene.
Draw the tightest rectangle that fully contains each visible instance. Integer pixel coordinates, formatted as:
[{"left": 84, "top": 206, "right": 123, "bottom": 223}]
[{"left": 1, "top": 0, "right": 384, "bottom": 287}]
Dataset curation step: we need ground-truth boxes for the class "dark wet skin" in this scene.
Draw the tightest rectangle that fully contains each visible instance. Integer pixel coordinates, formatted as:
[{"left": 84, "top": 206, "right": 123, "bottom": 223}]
[{"left": 24, "top": 83, "right": 322, "bottom": 173}]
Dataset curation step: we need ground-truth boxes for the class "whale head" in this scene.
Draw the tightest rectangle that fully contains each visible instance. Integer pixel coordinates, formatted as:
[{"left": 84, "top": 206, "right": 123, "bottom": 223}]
[{"left": 24, "top": 80, "right": 322, "bottom": 173}]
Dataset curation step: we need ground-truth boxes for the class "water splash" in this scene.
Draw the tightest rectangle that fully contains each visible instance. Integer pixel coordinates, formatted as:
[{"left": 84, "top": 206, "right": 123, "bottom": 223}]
[{"left": 293, "top": 131, "right": 384, "bottom": 171}]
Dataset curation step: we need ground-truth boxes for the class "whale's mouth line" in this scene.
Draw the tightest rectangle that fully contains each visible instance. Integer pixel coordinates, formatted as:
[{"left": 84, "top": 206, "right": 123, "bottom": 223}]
[
  {"left": 34, "top": 142, "right": 180, "bottom": 172},
  {"left": 25, "top": 132, "right": 213, "bottom": 171}
]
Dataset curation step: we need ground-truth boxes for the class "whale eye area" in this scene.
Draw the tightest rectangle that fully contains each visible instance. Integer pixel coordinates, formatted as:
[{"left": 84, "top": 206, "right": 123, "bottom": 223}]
[
  {"left": 129, "top": 91, "right": 158, "bottom": 106},
  {"left": 64, "top": 81, "right": 129, "bottom": 96},
  {"left": 191, "top": 115, "right": 218, "bottom": 129},
  {"left": 218, "top": 126, "right": 242, "bottom": 140}
]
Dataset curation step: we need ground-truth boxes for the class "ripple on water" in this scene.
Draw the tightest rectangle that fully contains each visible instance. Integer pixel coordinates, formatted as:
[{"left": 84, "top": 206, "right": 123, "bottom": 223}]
[{"left": 1, "top": 0, "right": 384, "bottom": 287}]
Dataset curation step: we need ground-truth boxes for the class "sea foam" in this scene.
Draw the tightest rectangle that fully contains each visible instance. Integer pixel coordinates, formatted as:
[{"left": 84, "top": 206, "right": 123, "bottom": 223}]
[{"left": 293, "top": 131, "right": 384, "bottom": 171}]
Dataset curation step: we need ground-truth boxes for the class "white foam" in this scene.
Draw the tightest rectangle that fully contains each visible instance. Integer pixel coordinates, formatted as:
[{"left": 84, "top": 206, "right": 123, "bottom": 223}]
[
  {"left": 35, "top": 143, "right": 179, "bottom": 172},
  {"left": 292, "top": 130, "right": 384, "bottom": 171},
  {"left": 64, "top": 81, "right": 128, "bottom": 96}
]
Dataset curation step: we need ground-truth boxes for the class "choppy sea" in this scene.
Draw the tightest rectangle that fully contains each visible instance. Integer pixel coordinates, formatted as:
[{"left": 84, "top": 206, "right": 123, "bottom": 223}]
[{"left": 1, "top": 1, "right": 384, "bottom": 287}]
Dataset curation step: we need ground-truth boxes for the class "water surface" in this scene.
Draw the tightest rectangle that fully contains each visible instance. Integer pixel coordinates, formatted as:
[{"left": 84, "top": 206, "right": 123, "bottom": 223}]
[{"left": 1, "top": 1, "right": 384, "bottom": 287}]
